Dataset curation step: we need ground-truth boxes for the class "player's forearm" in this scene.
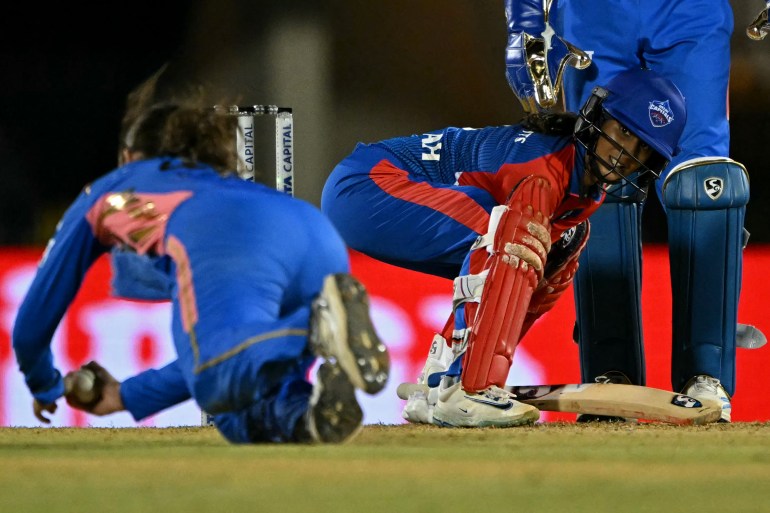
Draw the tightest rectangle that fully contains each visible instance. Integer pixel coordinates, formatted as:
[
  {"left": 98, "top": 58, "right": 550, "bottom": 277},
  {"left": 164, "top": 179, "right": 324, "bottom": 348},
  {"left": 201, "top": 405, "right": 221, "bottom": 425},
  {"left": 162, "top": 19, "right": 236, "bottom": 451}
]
[
  {"left": 120, "top": 361, "right": 192, "bottom": 421},
  {"left": 15, "top": 350, "right": 64, "bottom": 404},
  {"left": 12, "top": 301, "right": 66, "bottom": 403},
  {"left": 13, "top": 197, "right": 109, "bottom": 399}
]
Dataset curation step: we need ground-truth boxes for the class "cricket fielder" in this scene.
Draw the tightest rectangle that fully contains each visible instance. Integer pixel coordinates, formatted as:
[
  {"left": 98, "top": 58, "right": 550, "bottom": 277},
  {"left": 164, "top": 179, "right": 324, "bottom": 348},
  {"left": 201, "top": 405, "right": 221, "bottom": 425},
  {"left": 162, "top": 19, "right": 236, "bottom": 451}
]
[
  {"left": 503, "top": 0, "right": 749, "bottom": 422},
  {"left": 12, "top": 100, "right": 390, "bottom": 444},
  {"left": 323, "top": 68, "right": 686, "bottom": 427}
]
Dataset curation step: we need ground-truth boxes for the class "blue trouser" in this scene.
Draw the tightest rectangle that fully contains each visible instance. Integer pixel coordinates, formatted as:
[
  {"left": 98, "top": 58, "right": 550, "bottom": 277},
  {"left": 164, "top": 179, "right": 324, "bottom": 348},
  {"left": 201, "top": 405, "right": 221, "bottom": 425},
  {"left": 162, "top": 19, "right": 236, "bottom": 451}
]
[
  {"left": 322, "top": 148, "right": 498, "bottom": 347},
  {"left": 322, "top": 148, "right": 496, "bottom": 280},
  {"left": 165, "top": 190, "right": 349, "bottom": 442}
]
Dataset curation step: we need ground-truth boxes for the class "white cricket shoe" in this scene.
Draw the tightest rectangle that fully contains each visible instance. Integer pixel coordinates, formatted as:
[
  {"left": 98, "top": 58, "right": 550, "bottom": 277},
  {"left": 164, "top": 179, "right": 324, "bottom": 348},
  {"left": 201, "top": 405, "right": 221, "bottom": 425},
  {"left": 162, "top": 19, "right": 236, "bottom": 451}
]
[
  {"left": 432, "top": 383, "right": 540, "bottom": 428},
  {"left": 402, "top": 386, "right": 440, "bottom": 424},
  {"left": 309, "top": 273, "right": 390, "bottom": 394},
  {"left": 401, "top": 334, "right": 454, "bottom": 424},
  {"left": 682, "top": 375, "right": 732, "bottom": 423}
]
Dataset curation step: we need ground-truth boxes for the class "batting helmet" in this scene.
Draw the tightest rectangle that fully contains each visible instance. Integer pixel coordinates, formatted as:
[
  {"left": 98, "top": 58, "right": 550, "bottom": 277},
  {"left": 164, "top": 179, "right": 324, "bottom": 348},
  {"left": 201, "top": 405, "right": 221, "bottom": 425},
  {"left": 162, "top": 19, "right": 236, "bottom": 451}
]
[{"left": 574, "top": 67, "right": 687, "bottom": 197}]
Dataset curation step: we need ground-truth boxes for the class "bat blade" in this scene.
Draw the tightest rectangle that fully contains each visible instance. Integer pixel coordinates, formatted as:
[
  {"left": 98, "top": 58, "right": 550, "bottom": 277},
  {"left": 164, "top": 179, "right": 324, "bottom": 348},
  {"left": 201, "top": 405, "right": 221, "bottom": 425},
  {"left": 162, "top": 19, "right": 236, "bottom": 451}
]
[
  {"left": 508, "top": 383, "right": 722, "bottom": 425},
  {"left": 395, "top": 382, "right": 722, "bottom": 425}
]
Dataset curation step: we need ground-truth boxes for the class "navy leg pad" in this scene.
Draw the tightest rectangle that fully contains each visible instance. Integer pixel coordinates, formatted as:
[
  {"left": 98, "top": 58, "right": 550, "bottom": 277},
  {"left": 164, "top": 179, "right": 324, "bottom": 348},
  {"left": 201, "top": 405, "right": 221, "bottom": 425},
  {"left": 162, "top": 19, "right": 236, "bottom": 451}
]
[
  {"left": 663, "top": 158, "right": 749, "bottom": 396},
  {"left": 574, "top": 187, "right": 645, "bottom": 385}
]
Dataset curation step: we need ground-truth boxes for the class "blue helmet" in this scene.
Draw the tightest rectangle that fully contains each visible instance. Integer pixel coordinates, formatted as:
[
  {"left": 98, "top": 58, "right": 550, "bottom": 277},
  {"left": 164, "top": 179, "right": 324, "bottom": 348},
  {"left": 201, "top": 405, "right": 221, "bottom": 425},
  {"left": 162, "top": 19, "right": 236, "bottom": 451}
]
[
  {"left": 574, "top": 68, "right": 687, "bottom": 197},
  {"left": 602, "top": 68, "right": 686, "bottom": 162}
]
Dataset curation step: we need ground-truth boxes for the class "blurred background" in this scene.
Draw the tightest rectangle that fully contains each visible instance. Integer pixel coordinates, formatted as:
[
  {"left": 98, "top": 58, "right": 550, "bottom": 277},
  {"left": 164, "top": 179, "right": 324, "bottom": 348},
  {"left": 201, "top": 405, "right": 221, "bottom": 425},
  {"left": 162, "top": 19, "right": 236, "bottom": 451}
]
[
  {"left": 2, "top": 1, "right": 770, "bottom": 427},
  {"left": 1, "top": 0, "right": 769, "bottom": 245}
]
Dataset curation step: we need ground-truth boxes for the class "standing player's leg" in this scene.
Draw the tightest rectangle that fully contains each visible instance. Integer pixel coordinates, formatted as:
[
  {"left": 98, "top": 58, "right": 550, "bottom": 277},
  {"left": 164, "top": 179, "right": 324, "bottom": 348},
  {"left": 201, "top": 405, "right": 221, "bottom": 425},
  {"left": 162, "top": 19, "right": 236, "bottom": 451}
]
[
  {"left": 662, "top": 159, "right": 748, "bottom": 423},
  {"left": 647, "top": 0, "right": 740, "bottom": 422},
  {"left": 572, "top": 187, "right": 646, "bottom": 386},
  {"left": 555, "top": 0, "right": 648, "bottom": 388}
]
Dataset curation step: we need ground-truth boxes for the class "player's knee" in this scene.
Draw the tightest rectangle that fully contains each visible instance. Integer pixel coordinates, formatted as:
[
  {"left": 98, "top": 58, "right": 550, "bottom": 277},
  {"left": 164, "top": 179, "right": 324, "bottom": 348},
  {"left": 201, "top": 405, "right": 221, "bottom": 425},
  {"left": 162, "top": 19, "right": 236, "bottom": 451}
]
[
  {"left": 193, "top": 376, "right": 231, "bottom": 415},
  {"left": 662, "top": 157, "right": 749, "bottom": 211}
]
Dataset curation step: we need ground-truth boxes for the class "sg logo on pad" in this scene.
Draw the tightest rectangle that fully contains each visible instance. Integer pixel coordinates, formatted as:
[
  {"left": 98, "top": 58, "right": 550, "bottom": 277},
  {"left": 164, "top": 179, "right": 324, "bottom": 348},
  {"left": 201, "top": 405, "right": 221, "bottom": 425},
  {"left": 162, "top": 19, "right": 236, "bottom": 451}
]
[{"left": 704, "top": 177, "right": 724, "bottom": 200}]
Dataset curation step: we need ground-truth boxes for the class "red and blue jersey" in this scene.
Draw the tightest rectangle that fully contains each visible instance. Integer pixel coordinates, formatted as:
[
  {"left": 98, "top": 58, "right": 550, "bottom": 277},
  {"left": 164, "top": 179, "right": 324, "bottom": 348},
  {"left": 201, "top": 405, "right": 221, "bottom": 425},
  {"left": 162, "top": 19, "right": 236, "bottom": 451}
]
[{"left": 322, "top": 124, "right": 603, "bottom": 280}]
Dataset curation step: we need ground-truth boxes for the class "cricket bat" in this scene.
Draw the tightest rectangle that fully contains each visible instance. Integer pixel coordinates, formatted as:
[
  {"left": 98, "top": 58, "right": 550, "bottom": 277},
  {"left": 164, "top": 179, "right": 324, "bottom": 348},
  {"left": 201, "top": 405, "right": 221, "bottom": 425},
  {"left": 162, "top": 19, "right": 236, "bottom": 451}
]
[{"left": 396, "top": 382, "right": 722, "bottom": 425}]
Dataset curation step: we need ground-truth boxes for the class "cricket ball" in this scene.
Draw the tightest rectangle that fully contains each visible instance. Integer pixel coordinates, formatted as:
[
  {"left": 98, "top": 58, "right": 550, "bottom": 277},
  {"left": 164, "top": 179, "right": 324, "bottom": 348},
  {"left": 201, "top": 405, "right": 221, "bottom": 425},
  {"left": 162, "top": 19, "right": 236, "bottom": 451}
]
[{"left": 70, "top": 368, "right": 98, "bottom": 404}]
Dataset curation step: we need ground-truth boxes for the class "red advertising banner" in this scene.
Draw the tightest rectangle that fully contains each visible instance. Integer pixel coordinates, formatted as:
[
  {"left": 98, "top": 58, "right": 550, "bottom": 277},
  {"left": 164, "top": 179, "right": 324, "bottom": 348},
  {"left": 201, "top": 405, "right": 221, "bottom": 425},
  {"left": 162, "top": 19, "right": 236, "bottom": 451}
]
[{"left": 1, "top": 245, "right": 768, "bottom": 427}]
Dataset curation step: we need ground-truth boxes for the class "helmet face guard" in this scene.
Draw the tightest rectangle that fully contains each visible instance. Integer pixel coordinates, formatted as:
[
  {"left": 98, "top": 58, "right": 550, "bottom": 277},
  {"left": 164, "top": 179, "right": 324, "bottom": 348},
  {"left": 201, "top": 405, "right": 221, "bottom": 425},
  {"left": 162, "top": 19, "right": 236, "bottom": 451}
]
[{"left": 575, "top": 86, "right": 668, "bottom": 200}]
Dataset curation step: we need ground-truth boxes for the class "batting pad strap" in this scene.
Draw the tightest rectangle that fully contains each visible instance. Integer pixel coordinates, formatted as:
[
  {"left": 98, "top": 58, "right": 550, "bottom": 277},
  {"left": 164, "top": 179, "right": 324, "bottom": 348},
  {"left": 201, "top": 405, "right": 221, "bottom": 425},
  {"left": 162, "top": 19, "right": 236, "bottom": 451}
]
[
  {"left": 452, "top": 271, "right": 488, "bottom": 310},
  {"left": 662, "top": 157, "right": 749, "bottom": 210},
  {"left": 470, "top": 205, "right": 506, "bottom": 252},
  {"left": 461, "top": 176, "right": 554, "bottom": 392}
]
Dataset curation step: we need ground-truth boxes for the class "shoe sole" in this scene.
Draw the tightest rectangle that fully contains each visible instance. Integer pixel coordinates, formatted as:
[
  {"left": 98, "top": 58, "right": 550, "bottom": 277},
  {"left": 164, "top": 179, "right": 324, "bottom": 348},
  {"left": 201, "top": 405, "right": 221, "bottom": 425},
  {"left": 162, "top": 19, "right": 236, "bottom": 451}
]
[
  {"left": 432, "top": 407, "right": 540, "bottom": 428},
  {"left": 313, "top": 273, "right": 390, "bottom": 394},
  {"left": 306, "top": 362, "right": 364, "bottom": 443}
]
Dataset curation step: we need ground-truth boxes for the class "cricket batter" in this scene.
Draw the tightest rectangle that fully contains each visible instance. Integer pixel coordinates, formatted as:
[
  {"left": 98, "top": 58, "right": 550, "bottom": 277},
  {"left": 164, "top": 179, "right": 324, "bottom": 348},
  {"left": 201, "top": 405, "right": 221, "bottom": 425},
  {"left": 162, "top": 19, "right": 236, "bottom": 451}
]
[
  {"left": 500, "top": 0, "right": 750, "bottom": 423},
  {"left": 12, "top": 99, "right": 390, "bottom": 444},
  {"left": 323, "top": 68, "right": 686, "bottom": 427}
]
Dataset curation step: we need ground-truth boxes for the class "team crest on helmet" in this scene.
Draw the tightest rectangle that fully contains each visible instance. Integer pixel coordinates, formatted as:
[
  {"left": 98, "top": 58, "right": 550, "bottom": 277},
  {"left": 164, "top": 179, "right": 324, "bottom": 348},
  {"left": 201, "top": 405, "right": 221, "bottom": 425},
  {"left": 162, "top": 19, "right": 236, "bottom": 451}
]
[
  {"left": 648, "top": 100, "right": 674, "bottom": 127},
  {"left": 704, "top": 177, "right": 724, "bottom": 200}
]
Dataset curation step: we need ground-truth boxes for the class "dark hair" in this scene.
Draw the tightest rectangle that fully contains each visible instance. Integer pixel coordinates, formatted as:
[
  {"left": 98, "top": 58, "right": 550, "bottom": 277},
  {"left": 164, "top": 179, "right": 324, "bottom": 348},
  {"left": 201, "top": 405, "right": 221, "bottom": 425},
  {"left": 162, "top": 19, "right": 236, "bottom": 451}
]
[
  {"left": 125, "top": 102, "right": 238, "bottom": 175},
  {"left": 119, "top": 63, "right": 239, "bottom": 175},
  {"left": 520, "top": 112, "right": 579, "bottom": 136},
  {"left": 119, "top": 64, "right": 170, "bottom": 160},
  {"left": 123, "top": 103, "right": 179, "bottom": 158}
]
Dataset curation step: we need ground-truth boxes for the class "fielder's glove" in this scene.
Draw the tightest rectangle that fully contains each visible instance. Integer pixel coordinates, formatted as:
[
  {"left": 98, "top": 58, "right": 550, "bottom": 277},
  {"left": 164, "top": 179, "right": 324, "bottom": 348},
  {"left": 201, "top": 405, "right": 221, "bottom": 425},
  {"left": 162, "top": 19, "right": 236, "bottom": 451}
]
[
  {"left": 747, "top": 3, "right": 770, "bottom": 40},
  {"left": 504, "top": 0, "right": 591, "bottom": 112}
]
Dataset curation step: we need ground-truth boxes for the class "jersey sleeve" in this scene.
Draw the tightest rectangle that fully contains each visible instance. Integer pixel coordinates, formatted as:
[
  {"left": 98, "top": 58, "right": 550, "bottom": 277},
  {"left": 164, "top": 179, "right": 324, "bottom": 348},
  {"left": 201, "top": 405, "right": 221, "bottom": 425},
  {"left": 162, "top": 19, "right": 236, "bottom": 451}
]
[
  {"left": 120, "top": 360, "right": 192, "bottom": 421},
  {"left": 12, "top": 186, "right": 110, "bottom": 404}
]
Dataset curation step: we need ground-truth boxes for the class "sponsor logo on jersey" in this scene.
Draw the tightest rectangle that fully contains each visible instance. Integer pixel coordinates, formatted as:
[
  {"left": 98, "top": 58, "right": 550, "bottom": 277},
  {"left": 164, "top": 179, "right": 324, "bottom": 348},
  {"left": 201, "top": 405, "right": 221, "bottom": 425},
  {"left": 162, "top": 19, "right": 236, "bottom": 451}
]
[
  {"left": 704, "top": 177, "right": 724, "bottom": 200},
  {"left": 648, "top": 100, "right": 674, "bottom": 127}
]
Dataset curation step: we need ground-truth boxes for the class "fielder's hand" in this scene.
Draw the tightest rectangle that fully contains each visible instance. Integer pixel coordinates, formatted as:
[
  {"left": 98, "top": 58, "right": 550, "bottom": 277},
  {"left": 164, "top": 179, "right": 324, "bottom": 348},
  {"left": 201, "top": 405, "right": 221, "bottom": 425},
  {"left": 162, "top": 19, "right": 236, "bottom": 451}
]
[
  {"left": 64, "top": 361, "right": 124, "bottom": 415},
  {"left": 33, "top": 399, "right": 57, "bottom": 424}
]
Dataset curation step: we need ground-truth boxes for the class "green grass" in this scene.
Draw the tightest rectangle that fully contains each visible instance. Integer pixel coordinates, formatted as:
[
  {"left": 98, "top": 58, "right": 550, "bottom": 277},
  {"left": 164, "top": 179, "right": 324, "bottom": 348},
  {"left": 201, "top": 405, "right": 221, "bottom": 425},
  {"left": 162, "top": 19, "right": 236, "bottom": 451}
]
[{"left": 1, "top": 423, "right": 769, "bottom": 513}]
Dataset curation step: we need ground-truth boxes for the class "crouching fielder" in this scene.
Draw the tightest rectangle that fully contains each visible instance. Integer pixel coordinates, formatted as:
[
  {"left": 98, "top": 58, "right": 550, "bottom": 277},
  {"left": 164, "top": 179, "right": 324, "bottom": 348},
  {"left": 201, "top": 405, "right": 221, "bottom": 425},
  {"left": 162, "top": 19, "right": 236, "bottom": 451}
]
[
  {"left": 322, "top": 68, "right": 686, "bottom": 427},
  {"left": 12, "top": 99, "right": 389, "bottom": 444}
]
